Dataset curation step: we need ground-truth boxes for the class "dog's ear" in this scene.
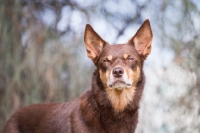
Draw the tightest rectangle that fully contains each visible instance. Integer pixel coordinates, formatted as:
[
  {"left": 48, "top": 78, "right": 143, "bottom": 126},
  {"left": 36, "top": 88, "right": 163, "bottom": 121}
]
[
  {"left": 128, "top": 19, "right": 153, "bottom": 60},
  {"left": 84, "top": 24, "right": 107, "bottom": 63}
]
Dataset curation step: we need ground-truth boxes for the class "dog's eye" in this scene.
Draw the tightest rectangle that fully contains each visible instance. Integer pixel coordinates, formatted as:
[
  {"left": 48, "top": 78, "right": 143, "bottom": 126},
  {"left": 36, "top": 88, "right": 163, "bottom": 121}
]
[
  {"left": 102, "top": 59, "right": 110, "bottom": 63},
  {"left": 127, "top": 57, "right": 134, "bottom": 60}
]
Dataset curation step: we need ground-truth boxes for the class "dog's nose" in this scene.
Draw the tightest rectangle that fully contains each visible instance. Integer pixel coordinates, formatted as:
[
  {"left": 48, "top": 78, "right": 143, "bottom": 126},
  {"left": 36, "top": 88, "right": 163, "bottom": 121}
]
[{"left": 113, "top": 67, "right": 124, "bottom": 78}]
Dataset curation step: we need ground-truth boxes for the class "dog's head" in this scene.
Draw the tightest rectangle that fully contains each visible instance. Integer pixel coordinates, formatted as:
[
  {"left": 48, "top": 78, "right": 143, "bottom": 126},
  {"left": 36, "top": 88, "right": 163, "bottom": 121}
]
[{"left": 84, "top": 20, "right": 153, "bottom": 111}]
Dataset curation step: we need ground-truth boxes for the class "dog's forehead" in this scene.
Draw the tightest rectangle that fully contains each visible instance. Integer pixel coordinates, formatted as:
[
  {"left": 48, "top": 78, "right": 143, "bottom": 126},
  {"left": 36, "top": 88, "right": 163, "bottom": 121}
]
[{"left": 101, "top": 44, "right": 139, "bottom": 58}]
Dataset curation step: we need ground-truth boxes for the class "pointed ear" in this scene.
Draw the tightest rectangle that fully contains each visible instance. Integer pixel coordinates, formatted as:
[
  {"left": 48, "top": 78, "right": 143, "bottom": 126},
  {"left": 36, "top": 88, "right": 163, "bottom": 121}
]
[
  {"left": 84, "top": 24, "right": 107, "bottom": 63},
  {"left": 128, "top": 19, "right": 153, "bottom": 60}
]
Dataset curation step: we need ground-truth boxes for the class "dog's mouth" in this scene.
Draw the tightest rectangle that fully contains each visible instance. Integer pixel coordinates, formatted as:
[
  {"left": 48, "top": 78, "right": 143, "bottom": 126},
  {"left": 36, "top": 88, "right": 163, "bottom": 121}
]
[{"left": 108, "top": 80, "right": 132, "bottom": 90}]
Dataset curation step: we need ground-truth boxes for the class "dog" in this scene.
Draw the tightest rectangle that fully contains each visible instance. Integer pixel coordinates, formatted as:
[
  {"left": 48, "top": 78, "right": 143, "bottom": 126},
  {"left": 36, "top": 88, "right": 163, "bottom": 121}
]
[{"left": 2, "top": 19, "right": 153, "bottom": 133}]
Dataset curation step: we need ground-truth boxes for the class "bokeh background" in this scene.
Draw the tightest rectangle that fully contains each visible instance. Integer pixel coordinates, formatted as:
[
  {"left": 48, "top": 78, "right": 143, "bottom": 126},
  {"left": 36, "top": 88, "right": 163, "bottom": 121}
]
[{"left": 0, "top": 0, "right": 199, "bottom": 132}]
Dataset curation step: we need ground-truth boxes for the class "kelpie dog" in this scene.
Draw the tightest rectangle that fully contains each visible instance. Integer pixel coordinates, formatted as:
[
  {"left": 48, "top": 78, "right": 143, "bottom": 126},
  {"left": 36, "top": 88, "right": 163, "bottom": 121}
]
[{"left": 2, "top": 19, "right": 153, "bottom": 133}]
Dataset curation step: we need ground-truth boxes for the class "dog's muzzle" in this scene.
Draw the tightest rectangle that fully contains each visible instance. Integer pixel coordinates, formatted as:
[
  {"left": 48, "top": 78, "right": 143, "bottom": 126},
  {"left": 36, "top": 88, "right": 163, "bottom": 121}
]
[{"left": 107, "top": 67, "right": 132, "bottom": 90}]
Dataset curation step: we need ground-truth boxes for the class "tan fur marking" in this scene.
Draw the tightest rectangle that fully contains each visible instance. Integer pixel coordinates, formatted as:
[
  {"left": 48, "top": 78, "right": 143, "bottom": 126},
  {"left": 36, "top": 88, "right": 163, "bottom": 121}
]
[
  {"left": 101, "top": 66, "right": 140, "bottom": 112},
  {"left": 123, "top": 54, "right": 128, "bottom": 59},
  {"left": 107, "top": 55, "right": 112, "bottom": 61},
  {"left": 99, "top": 42, "right": 103, "bottom": 48},
  {"left": 106, "top": 87, "right": 135, "bottom": 112},
  {"left": 105, "top": 66, "right": 140, "bottom": 112},
  {"left": 99, "top": 69, "right": 110, "bottom": 87},
  {"left": 127, "top": 66, "right": 140, "bottom": 86}
]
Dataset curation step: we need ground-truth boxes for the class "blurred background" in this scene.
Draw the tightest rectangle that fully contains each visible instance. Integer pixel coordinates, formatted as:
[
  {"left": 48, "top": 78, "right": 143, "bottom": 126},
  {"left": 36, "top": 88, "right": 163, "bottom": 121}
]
[{"left": 0, "top": 0, "right": 199, "bottom": 132}]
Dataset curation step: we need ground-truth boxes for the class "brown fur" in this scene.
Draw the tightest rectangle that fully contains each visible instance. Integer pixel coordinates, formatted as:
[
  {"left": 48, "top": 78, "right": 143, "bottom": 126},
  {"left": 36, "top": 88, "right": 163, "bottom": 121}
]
[{"left": 2, "top": 19, "right": 153, "bottom": 133}]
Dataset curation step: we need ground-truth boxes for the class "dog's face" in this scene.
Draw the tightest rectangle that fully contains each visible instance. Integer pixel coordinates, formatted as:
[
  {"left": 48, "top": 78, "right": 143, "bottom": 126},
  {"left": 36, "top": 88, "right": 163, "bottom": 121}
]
[
  {"left": 84, "top": 20, "right": 153, "bottom": 112},
  {"left": 97, "top": 44, "right": 142, "bottom": 90}
]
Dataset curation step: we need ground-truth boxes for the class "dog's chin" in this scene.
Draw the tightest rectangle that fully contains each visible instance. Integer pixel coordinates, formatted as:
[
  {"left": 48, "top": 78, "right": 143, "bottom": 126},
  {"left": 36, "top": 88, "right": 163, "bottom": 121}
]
[{"left": 108, "top": 81, "right": 132, "bottom": 90}]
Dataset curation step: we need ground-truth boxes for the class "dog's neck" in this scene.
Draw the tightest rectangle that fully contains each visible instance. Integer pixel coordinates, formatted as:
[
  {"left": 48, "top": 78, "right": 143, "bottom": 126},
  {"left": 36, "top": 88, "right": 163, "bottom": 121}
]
[{"left": 80, "top": 70, "right": 145, "bottom": 132}]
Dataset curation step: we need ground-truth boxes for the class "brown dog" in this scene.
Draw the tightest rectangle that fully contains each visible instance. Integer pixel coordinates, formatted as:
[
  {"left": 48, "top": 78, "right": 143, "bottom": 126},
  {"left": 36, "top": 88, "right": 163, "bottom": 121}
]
[{"left": 2, "top": 19, "right": 153, "bottom": 133}]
